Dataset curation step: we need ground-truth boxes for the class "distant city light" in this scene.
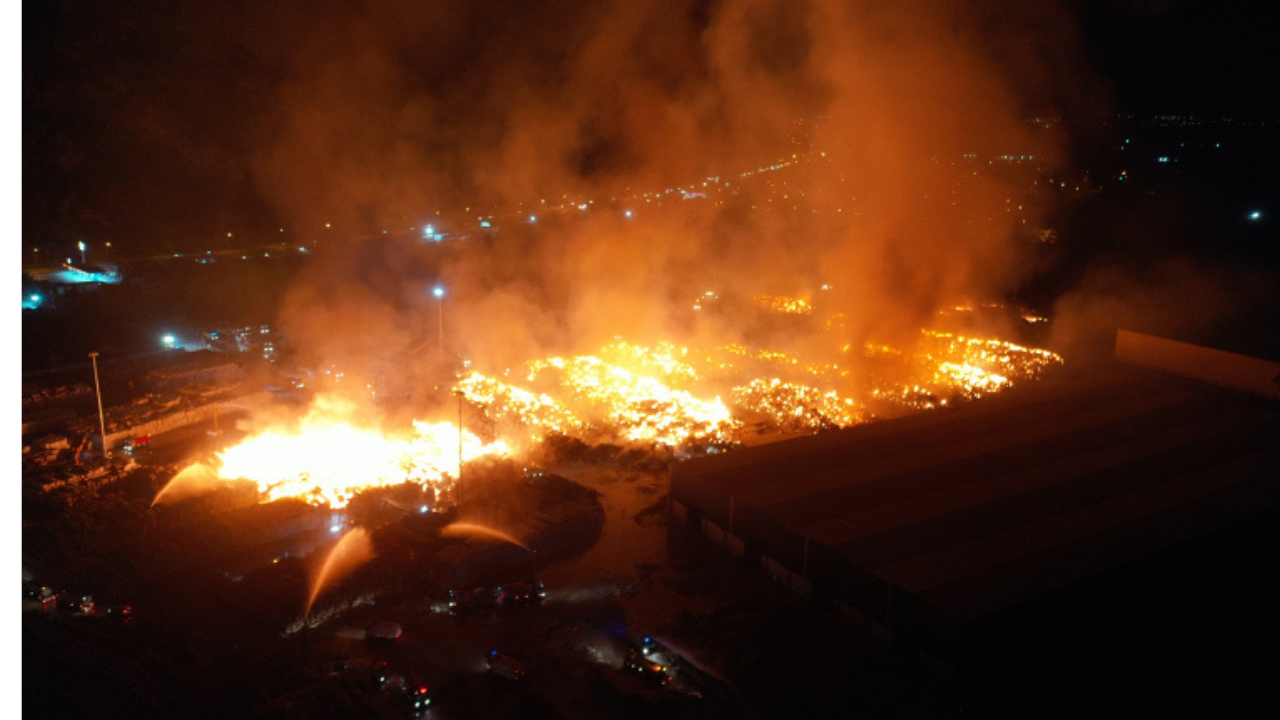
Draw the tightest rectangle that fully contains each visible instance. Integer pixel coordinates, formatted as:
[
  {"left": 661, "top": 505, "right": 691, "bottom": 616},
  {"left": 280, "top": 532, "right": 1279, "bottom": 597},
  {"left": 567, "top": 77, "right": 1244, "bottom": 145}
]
[
  {"left": 1249, "top": 210, "right": 1263, "bottom": 221},
  {"left": 162, "top": 334, "right": 177, "bottom": 347},
  {"left": 423, "top": 224, "right": 445, "bottom": 242},
  {"left": 625, "top": 210, "right": 633, "bottom": 218},
  {"left": 529, "top": 215, "right": 537, "bottom": 223},
  {"left": 433, "top": 286, "right": 445, "bottom": 298}
]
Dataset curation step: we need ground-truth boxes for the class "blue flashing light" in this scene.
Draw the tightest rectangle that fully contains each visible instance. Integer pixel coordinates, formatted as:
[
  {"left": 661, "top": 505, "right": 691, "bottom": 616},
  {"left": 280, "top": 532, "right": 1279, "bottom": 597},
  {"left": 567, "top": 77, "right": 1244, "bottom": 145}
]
[{"left": 480, "top": 220, "right": 491, "bottom": 228}]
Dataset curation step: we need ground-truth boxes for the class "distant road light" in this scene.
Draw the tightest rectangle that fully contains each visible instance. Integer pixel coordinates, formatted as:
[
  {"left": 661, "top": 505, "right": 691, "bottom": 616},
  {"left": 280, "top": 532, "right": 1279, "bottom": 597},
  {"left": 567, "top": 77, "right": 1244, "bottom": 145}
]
[{"left": 162, "top": 334, "right": 177, "bottom": 347}]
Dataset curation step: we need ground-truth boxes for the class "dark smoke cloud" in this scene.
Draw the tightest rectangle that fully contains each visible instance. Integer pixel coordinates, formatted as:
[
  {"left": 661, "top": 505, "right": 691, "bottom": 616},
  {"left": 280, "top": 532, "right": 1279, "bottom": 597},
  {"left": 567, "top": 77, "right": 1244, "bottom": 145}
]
[
  {"left": 251, "top": 0, "right": 1091, "bottom": 383},
  {"left": 1049, "top": 258, "right": 1277, "bottom": 358},
  {"left": 31, "top": 0, "right": 1096, "bottom": 382}
]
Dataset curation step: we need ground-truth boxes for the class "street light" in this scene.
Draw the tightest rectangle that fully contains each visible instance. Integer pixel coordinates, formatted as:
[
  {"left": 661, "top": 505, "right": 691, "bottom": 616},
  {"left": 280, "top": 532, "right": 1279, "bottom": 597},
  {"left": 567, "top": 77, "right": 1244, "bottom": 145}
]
[
  {"left": 89, "top": 352, "right": 108, "bottom": 457},
  {"left": 433, "top": 285, "right": 445, "bottom": 364},
  {"left": 78, "top": 241, "right": 86, "bottom": 265}
]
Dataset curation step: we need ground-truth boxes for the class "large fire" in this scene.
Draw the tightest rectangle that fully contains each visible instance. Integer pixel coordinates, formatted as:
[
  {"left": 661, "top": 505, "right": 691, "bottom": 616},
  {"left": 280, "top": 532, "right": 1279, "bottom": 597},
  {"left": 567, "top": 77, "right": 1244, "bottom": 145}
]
[
  {"left": 173, "top": 299, "right": 1062, "bottom": 509},
  {"left": 200, "top": 399, "right": 508, "bottom": 508},
  {"left": 455, "top": 327, "right": 1063, "bottom": 448}
]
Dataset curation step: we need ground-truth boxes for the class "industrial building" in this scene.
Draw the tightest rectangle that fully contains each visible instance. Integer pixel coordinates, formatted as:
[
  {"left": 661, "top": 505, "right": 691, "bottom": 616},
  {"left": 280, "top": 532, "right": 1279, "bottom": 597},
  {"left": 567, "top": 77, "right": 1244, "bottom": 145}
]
[
  {"left": 670, "top": 331, "right": 1280, "bottom": 711},
  {"left": 145, "top": 353, "right": 246, "bottom": 393}
]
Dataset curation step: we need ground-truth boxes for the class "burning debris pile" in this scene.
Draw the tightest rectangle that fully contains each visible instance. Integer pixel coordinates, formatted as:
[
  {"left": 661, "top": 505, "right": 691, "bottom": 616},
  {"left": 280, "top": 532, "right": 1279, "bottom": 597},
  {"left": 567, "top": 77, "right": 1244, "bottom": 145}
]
[
  {"left": 218, "top": 419, "right": 506, "bottom": 508},
  {"left": 865, "top": 330, "right": 1065, "bottom": 412},
  {"left": 456, "top": 324, "right": 1063, "bottom": 449},
  {"left": 157, "top": 303, "right": 1061, "bottom": 512},
  {"left": 155, "top": 398, "right": 509, "bottom": 509}
]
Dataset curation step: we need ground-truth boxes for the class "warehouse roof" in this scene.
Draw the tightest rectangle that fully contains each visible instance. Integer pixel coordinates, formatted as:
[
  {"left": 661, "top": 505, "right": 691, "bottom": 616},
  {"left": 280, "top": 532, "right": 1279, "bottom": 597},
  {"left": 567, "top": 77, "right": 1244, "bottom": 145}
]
[{"left": 672, "top": 353, "right": 1280, "bottom": 640}]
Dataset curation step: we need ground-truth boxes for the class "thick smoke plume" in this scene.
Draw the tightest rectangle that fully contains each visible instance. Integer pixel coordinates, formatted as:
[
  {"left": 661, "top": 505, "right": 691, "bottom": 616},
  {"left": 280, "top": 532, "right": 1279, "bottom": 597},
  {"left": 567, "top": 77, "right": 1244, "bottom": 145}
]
[{"left": 249, "top": 0, "right": 1084, "bottom": 389}]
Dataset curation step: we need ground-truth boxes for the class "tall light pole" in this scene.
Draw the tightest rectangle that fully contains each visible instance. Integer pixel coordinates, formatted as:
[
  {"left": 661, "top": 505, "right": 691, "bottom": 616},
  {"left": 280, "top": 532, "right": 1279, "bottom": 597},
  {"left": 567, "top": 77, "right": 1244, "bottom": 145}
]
[
  {"left": 89, "top": 352, "right": 108, "bottom": 457},
  {"left": 433, "top": 285, "right": 445, "bottom": 365},
  {"left": 78, "top": 241, "right": 87, "bottom": 265}
]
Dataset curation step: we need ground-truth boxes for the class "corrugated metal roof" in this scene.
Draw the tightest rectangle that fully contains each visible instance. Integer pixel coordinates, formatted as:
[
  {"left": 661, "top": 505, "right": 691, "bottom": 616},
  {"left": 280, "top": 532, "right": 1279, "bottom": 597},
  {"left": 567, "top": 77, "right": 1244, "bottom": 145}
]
[{"left": 671, "top": 361, "right": 1280, "bottom": 639}]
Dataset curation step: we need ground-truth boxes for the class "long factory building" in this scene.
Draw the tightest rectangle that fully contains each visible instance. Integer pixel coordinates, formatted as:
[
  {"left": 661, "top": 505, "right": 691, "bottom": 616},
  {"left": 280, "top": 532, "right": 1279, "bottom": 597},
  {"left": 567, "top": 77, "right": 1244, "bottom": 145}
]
[{"left": 670, "top": 331, "right": 1280, "bottom": 668}]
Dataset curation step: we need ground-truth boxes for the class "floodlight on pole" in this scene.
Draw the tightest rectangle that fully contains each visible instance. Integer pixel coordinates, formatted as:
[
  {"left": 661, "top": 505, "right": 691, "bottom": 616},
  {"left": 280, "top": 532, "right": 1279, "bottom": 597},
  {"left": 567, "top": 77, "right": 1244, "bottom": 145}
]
[{"left": 89, "top": 352, "right": 108, "bottom": 457}]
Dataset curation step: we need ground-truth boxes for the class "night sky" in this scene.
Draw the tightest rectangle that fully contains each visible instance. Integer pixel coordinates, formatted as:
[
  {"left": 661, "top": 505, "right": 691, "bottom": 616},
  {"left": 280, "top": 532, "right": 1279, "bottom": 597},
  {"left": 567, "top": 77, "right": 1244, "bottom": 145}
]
[{"left": 21, "top": 0, "right": 1280, "bottom": 259}]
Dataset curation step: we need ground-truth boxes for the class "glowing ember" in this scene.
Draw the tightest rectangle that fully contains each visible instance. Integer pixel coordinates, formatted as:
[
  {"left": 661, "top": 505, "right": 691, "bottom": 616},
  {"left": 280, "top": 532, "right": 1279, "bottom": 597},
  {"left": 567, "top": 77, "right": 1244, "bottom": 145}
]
[
  {"left": 732, "top": 378, "right": 868, "bottom": 431},
  {"left": 754, "top": 294, "right": 814, "bottom": 315},
  {"left": 213, "top": 399, "right": 508, "bottom": 507},
  {"left": 455, "top": 329, "right": 1062, "bottom": 447},
  {"left": 525, "top": 355, "right": 739, "bottom": 446},
  {"left": 865, "top": 330, "right": 1064, "bottom": 411},
  {"left": 455, "top": 372, "right": 584, "bottom": 439}
]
